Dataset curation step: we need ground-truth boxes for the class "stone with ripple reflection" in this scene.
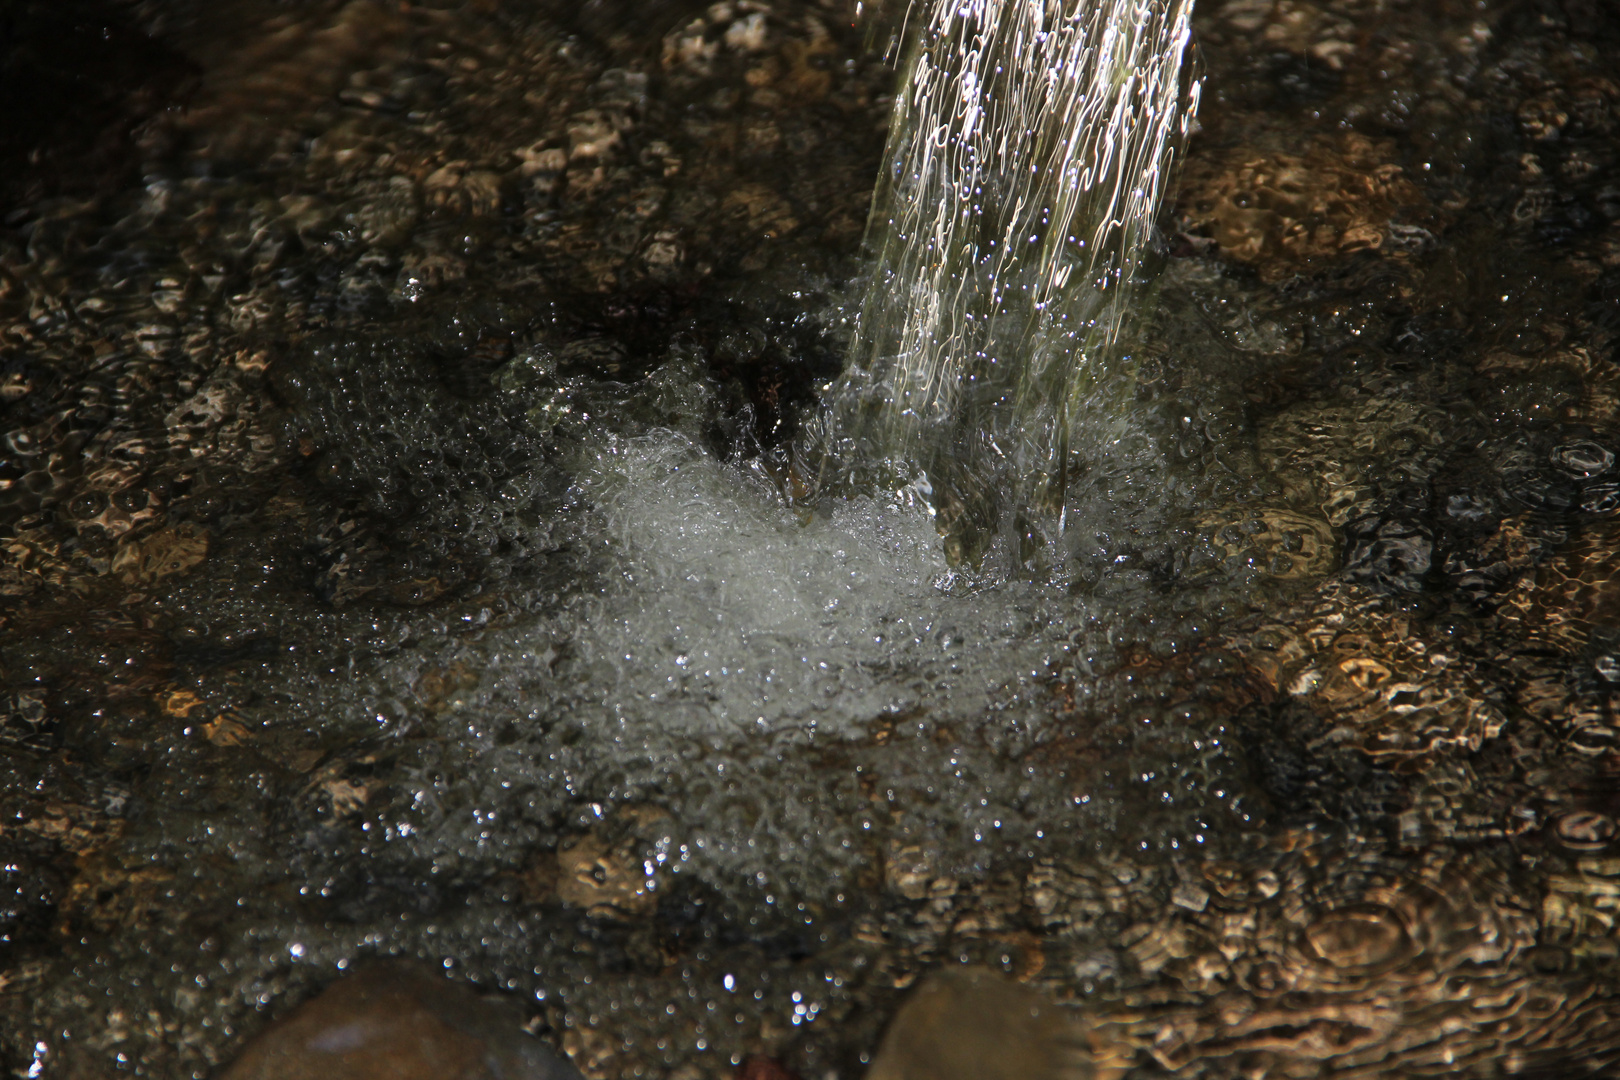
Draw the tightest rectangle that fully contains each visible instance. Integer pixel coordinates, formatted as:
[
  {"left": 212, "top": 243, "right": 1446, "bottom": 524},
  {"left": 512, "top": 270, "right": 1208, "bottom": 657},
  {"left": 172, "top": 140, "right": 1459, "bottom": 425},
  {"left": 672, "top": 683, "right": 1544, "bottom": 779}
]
[
  {"left": 867, "top": 967, "right": 1103, "bottom": 1080},
  {"left": 1302, "top": 904, "right": 1414, "bottom": 973}
]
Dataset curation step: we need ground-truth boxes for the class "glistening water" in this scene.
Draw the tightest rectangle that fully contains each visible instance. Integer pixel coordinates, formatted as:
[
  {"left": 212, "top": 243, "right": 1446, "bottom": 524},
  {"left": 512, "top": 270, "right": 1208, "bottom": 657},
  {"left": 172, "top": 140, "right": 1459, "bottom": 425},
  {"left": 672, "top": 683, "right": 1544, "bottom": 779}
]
[
  {"left": 2, "top": 0, "right": 1620, "bottom": 1078},
  {"left": 822, "top": 0, "right": 1198, "bottom": 559}
]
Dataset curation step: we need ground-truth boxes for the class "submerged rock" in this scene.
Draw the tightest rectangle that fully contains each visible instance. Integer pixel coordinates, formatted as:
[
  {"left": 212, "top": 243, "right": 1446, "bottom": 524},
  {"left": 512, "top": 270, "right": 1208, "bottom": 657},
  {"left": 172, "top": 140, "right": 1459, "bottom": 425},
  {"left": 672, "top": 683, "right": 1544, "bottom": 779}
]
[
  {"left": 1178, "top": 134, "right": 1428, "bottom": 282},
  {"left": 220, "top": 962, "right": 582, "bottom": 1080},
  {"left": 866, "top": 968, "right": 1098, "bottom": 1080}
]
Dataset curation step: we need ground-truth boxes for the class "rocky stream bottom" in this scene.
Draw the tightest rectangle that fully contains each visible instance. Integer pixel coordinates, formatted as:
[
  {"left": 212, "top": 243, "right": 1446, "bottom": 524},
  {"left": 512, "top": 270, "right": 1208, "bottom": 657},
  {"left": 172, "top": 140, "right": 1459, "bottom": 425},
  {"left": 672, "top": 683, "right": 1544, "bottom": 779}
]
[{"left": 3, "top": 0, "right": 1620, "bottom": 1077}]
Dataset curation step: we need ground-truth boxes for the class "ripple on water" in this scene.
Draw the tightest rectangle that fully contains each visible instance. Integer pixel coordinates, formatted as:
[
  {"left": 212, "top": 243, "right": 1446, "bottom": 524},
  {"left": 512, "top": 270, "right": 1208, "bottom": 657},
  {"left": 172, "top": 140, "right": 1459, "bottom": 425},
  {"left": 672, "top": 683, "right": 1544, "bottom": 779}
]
[{"left": 1302, "top": 904, "right": 1415, "bottom": 974}]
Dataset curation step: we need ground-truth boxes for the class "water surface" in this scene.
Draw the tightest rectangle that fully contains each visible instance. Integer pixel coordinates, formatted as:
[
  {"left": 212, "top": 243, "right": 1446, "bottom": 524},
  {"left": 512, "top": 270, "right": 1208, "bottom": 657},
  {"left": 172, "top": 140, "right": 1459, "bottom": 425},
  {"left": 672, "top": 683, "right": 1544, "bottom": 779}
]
[{"left": 2, "top": 0, "right": 1619, "bottom": 1077}]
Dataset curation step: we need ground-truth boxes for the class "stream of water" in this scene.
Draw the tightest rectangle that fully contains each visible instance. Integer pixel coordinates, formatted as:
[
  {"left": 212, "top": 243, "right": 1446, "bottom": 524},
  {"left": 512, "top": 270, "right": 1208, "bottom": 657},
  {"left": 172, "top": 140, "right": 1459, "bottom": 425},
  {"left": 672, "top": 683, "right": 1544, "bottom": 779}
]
[{"left": 825, "top": 0, "right": 1198, "bottom": 568}]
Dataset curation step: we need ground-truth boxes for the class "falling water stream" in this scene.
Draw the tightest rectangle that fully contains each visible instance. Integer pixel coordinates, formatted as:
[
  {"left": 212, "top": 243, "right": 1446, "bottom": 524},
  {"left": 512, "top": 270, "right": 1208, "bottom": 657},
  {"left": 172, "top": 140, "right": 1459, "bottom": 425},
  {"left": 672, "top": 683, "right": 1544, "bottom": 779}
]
[
  {"left": 2, "top": 0, "right": 1620, "bottom": 1077},
  {"left": 824, "top": 0, "right": 1198, "bottom": 566}
]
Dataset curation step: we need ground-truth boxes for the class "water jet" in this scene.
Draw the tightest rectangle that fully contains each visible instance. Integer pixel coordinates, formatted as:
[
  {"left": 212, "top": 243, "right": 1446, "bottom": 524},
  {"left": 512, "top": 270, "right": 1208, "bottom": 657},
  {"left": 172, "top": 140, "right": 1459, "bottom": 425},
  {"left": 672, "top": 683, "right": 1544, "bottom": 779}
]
[{"left": 817, "top": 0, "right": 1200, "bottom": 569}]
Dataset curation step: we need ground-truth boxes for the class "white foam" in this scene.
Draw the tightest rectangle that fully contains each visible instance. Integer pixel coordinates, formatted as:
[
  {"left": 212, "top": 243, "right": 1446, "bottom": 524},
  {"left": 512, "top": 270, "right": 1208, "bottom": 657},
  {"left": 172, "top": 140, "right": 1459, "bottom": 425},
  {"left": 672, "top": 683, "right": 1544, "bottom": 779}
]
[{"left": 562, "top": 425, "right": 1059, "bottom": 736}]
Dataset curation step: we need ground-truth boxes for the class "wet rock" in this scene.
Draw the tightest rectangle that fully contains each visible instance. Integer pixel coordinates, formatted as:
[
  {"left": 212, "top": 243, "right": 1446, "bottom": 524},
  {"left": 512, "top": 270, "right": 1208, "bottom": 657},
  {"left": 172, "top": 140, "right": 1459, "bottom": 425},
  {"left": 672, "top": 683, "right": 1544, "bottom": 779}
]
[
  {"left": 885, "top": 843, "right": 948, "bottom": 902},
  {"left": 1120, "top": 838, "right": 1585, "bottom": 1077},
  {"left": 1225, "top": 581, "right": 1507, "bottom": 761},
  {"left": 1238, "top": 699, "right": 1405, "bottom": 824},
  {"left": 526, "top": 804, "right": 674, "bottom": 917},
  {"left": 220, "top": 962, "right": 582, "bottom": 1080},
  {"left": 1257, "top": 397, "right": 1445, "bottom": 528},
  {"left": 1194, "top": 505, "right": 1338, "bottom": 581},
  {"left": 57, "top": 850, "right": 173, "bottom": 936},
  {"left": 110, "top": 522, "right": 209, "bottom": 584},
  {"left": 866, "top": 967, "right": 1096, "bottom": 1080},
  {"left": 1478, "top": 347, "right": 1620, "bottom": 428},
  {"left": 1443, "top": 513, "right": 1553, "bottom": 608},
  {"left": 177, "top": 0, "right": 415, "bottom": 163},
  {"left": 554, "top": 831, "right": 659, "bottom": 916},
  {"left": 1220, "top": 0, "right": 1356, "bottom": 71},
  {"left": 1553, "top": 810, "right": 1617, "bottom": 851},
  {"left": 1500, "top": 516, "right": 1620, "bottom": 650},
  {"left": 1342, "top": 514, "right": 1433, "bottom": 594},
  {"left": 1551, "top": 440, "right": 1615, "bottom": 479},
  {"left": 1178, "top": 134, "right": 1427, "bottom": 281},
  {"left": 737, "top": 1054, "right": 797, "bottom": 1080},
  {"left": 1303, "top": 904, "right": 1416, "bottom": 972}
]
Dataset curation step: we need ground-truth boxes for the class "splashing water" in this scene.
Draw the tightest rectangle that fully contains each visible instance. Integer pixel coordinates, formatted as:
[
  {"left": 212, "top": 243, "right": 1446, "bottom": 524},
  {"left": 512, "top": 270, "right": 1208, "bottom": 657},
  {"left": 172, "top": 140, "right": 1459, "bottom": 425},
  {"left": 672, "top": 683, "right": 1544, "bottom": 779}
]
[{"left": 819, "top": 0, "right": 1199, "bottom": 558}]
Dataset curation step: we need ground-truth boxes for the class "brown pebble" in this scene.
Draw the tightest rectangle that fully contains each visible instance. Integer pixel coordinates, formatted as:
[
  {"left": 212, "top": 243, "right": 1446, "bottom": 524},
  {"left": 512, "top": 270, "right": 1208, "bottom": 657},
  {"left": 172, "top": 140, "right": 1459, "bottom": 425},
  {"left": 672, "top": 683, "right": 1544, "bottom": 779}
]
[
  {"left": 221, "top": 961, "right": 582, "bottom": 1080},
  {"left": 738, "top": 1053, "right": 798, "bottom": 1080},
  {"left": 866, "top": 967, "right": 1095, "bottom": 1080}
]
